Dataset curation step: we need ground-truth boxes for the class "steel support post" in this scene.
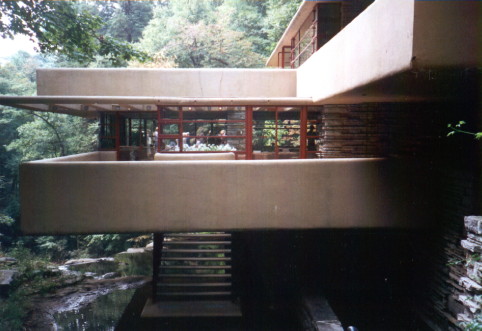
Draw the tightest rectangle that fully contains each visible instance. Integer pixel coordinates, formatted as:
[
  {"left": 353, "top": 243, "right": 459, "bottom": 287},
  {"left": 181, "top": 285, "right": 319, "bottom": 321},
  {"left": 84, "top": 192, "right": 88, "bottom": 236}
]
[{"left": 152, "top": 233, "right": 164, "bottom": 302}]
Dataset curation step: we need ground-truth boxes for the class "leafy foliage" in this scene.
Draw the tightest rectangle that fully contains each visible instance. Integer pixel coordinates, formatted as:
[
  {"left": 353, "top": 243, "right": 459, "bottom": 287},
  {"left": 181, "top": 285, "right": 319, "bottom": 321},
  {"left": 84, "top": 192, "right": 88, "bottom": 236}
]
[
  {"left": 447, "top": 121, "right": 482, "bottom": 140},
  {"left": 140, "top": 0, "right": 298, "bottom": 67},
  {"left": 0, "top": 1, "right": 149, "bottom": 66},
  {"left": 84, "top": 234, "right": 126, "bottom": 257},
  {"left": 5, "top": 112, "right": 98, "bottom": 161},
  {"left": 217, "top": 0, "right": 269, "bottom": 55},
  {"left": 0, "top": 289, "right": 28, "bottom": 330},
  {"left": 98, "top": 1, "right": 154, "bottom": 43},
  {"left": 0, "top": 244, "right": 83, "bottom": 330},
  {"left": 0, "top": 52, "right": 98, "bottom": 246},
  {"left": 141, "top": 1, "right": 260, "bottom": 67},
  {"left": 263, "top": 0, "right": 303, "bottom": 53},
  {"left": 460, "top": 313, "right": 482, "bottom": 330}
]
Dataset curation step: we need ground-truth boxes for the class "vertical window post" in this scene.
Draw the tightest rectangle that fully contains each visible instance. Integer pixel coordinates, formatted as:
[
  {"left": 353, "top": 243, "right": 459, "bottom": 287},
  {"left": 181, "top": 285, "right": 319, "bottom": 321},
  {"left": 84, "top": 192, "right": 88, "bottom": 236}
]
[
  {"left": 139, "top": 117, "right": 143, "bottom": 156},
  {"left": 157, "top": 105, "right": 162, "bottom": 153},
  {"left": 115, "top": 112, "right": 121, "bottom": 161},
  {"left": 179, "top": 106, "right": 183, "bottom": 152},
  {"left": 246, "top": 106, "right": 253, "bottom": 160},
  {"left": 275, "top": 109, "right": 279, "bottom": 159},
  {"left": 300, "top": 106, "right": 308, "bottom": 159}
]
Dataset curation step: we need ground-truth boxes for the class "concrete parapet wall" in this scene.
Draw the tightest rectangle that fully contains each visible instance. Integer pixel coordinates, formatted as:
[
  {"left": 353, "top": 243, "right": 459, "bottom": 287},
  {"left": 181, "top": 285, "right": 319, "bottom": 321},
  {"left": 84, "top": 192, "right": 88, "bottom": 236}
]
[
  {"left": 34, "top": 151, "right": 117, "bottom": 163},
  {"left": 297, "top": 0, "right": 415, "bottom": 102},
  {"left": 21, "top": 154, "right": 433, "bottom": 234},
  {"left": 297, "top": 0, "right": 481, "bottom": 103},
  {"left": 412, "top": 1, "right": 482, "bottom": 69},
  {"left": 37, "top": 68, "right": 297, "bottom": 98}
]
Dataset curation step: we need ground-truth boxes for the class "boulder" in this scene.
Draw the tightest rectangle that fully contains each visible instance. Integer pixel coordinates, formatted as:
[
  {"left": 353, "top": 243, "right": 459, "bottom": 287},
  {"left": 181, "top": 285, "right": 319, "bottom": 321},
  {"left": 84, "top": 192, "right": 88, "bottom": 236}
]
[
  {"left": 0, "top": 257, "right": 17, "bottom": 264},
  {"left": 127, "top": 248, "right": 145, "bottom": 254},
  {"left": 459, "top": 276, "right": 482, "bottom": 291},
  {"left": 461, "top": 239, "right": 482, "bottom": 253},
  {"left": 0, "top": 269, "right": 19, "bottom": 296},
  {"left": 100, "top": 272, "right": 120, "bottom": 279},
  {"left": 465, "top": 216, "right": 482, "bottom": 235},
  {"left": 145, "top": 242, "right": 154, "bottom": 251},
  {"left": 64, "top": 257, "right": 115, "bottom": 265},
  {"left": 63, "top": 257, "right": 117, "bottom": 275},
  {"left": 115, "top": 249, "right": 152, "bottom": 277}
]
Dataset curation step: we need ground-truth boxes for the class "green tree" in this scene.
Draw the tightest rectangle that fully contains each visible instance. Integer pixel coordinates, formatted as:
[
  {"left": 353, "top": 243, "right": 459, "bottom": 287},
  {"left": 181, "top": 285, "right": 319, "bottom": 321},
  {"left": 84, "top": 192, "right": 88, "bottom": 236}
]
[
  {"left": 217, "top": 0, "right": 269, "bottom": 56},
  {"left": 0, "top": 52, "right": 97, "bottom": 239},
  {"left": 0, "top": 52, "right": 42, "bottom": 220},
  {"left": 100, "top": 1, "right": 155, "bottom": 43},
  {"left": 0, "top": 1, "right": 149, "bottom": 66},
  {"left": 141, "top": 0, "right": 264, "bottom": 67},
  {"left": 263, "top": 0, "right": 303, "bottom": 52},
  {"left": 5, "top": 113, "right": 98, "bottom": 161}
]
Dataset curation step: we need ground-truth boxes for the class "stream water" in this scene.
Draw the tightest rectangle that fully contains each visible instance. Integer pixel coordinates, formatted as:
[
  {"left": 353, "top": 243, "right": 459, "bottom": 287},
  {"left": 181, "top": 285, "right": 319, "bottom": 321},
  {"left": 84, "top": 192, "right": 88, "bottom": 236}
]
[
  {"left": 51, "top": 254, "right": 151, "bottom": 330},
  {"left": 54, "top": 288, "right": 136, "bottom": 331}
]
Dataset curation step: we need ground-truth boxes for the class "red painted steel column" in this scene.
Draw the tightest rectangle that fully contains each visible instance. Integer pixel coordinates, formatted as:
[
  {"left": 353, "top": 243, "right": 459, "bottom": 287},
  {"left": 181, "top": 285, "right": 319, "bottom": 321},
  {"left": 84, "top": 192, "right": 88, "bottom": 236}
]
[
  {"left": 152, "top": 233, "right": 163, "bottom": 302},
  {"left": 179, "top": 106, "right": 183, "bottom": 152},
  {"left": 275, "top": 109, "right": 279, "bottom": 159},
  {"left": 281, "top": 49, "right": 285, "bottom": 69},
  {"left": 115, "top": 112, "right": 121, "bottom": 160},
  {"left": 300, "top": 106, "right": 308, "bottom": 159},
  {"left": 246, "top": 106, "right": 253, "bottom": 160},
  {"left": 291, "top": 38, "right": 295, "bottom": 68},
  {"left": 157, "top": 106, "right": 162, "bottom": 152},
  {"left": 138, "top": 118, "right": 143, "bottom": 156}
]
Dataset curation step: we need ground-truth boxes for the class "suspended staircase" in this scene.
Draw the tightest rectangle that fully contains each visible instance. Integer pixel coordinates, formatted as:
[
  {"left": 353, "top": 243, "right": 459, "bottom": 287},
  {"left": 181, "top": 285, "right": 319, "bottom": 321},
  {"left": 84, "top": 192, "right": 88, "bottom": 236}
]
[{"left": 142, "top": 232, "right": 242, "bottom": 317}]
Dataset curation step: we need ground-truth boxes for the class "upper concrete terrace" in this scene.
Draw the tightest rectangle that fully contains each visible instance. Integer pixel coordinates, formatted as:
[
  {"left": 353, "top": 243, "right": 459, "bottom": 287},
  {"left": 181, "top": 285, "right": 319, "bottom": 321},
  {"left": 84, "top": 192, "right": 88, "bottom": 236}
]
[
  {"left": 271, "top": 0, "right": 481, "bottom": 103},
  {"left": 0, "top": 0, "right": 480, "bottom": 114}
]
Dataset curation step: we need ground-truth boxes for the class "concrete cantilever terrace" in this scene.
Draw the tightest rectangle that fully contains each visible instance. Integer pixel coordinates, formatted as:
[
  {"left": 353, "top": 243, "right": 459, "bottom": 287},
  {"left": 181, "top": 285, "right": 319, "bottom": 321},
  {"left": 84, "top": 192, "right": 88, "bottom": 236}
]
[
  {"left": 20, "top": 152, "right": 433, "bottom": 234},
  {"left": 0, "top": 0, "right": 480, "bottom": 235}
]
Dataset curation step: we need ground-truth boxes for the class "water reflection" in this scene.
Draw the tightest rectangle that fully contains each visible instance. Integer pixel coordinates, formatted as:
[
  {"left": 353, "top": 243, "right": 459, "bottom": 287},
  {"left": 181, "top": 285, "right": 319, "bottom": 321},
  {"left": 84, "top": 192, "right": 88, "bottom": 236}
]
[
  {"left": 54, "top": 289, "right": 136, "bottom": 331},
  {"left": 54, "top": 251, "right": 151, "bottom": 330}
]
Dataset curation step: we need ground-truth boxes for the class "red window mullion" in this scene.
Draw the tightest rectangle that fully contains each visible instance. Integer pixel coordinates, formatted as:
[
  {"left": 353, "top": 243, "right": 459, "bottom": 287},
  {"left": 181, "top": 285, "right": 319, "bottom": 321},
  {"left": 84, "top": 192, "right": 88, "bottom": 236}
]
[
  {"left": 300, "top": 106, "right": 308, "bottom": 159},
  {"left": 275, "top": 109, "right": 279, "bottom": 158},
  {"left": 157, "top": 105, "right": 162, "bottom": 152},
  {"left": 246, "top": 106, "right": 253, "bottom": 160},
  {"left": 115, "top": 112, "right": 121, "bottom": 160},
  {"left": 179, "top": 106, "right": 183, "bottom": 152}
]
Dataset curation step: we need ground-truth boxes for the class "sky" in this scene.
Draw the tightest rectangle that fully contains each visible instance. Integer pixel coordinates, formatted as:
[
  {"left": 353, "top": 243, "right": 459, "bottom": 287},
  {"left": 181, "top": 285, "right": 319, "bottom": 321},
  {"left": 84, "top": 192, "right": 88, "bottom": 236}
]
[{"left": 0, "top": 34, "right": 37, "bottom": 60}]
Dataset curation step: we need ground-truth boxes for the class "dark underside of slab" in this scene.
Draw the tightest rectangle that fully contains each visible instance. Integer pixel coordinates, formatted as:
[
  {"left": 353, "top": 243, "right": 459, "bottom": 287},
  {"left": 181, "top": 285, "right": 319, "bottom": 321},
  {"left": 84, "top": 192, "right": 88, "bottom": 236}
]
[{"left": 141, "top": 299, "right": 242, "bottom": 318}]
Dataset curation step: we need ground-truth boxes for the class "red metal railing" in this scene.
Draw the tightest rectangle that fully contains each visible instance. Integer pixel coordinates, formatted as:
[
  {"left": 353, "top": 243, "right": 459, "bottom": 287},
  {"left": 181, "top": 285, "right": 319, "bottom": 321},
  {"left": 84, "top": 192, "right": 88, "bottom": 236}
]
[{"left": 290, "top": 9, "right": 318, "bottom": 68}]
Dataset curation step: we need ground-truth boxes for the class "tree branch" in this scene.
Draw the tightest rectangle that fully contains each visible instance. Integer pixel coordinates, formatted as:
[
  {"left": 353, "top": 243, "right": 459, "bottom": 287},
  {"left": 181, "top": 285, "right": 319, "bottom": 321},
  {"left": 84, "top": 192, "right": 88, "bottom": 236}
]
[
  {"left": 211, "top": 57, "right": 230, "bottom": 67},
  {"left": 31, "top": 112, "right": 66, "bottom": 156}
]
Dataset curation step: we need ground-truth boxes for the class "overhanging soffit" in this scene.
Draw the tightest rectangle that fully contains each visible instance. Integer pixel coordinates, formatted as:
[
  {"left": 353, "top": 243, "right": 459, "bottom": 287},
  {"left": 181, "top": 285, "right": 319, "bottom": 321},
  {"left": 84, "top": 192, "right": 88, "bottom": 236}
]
[{"left": 0, "top": 96, "right": 315, "bottom": 117}]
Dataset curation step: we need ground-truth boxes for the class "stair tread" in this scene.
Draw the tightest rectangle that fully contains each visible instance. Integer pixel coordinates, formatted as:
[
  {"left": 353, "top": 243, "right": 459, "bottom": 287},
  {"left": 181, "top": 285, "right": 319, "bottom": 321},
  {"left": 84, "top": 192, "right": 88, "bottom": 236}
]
[
  {"left": 158, "top": 292, "right": 232, "bottom": 296},
  {"left": 160, "top": 265, "right": 231, "bottom": 269},
  {"left": 163, "top": 248, "right": 231, "bottom": 253},
  {"left": 161, "top": 257, "right": 231, "bottom": 261},
  {"left": 166, "top": 233, "right": 231, "bottom": 238},
  {"left": 159, "top": 282, "right": 231, "bottom": 287},
  {"left": 163, "top": 241, "right": 231, "bottom": 245},
  {"left": 141, "top": 299, "right": 242, "bottom": 318},
  {"left": 154, "top": 232, "right": 234, "bottom": 302},
  {"left": 160, "top": 274, "right": 231, "bottom": 278}
]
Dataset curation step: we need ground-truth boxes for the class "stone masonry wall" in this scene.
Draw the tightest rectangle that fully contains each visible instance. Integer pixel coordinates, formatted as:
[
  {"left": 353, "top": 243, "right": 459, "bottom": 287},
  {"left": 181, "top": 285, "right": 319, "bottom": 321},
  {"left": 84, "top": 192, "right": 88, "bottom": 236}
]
[
  {"left": 418, "top": 170, "right": 477, "bottom": 330},
  {"left": 319, "top": 103, "right": 441, "bottom": 158},
  {"left": 318, "top": 101, "right": 479, "bottom": 329},
  {"left": 458, "top": 216, "right": 482, "bottom": 328}
]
